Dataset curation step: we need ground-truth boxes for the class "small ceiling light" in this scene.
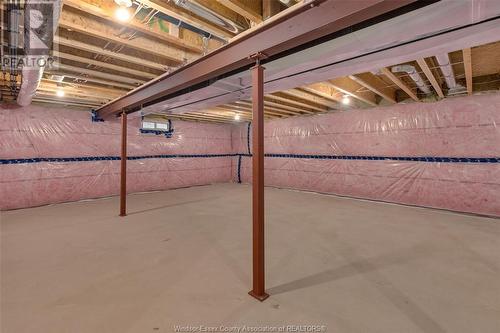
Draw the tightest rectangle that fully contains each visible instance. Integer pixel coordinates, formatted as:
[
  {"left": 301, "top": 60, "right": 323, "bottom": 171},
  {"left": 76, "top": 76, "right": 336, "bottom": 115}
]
[
  {"left": 115, "top": 7, "right": 131, "bottom": 22},
  {"left": 56, "top": 89, "right": 65, "bottom": 97},
  {"left": 342, "top": 94, "right": 350, "bottom": 105},
  {"left": 234, "top": 113, "right": 241, "bottom": 121}
]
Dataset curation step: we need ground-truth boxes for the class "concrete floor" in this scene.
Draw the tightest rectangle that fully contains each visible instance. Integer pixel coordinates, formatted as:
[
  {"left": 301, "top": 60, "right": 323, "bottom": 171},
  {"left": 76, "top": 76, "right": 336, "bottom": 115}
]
[{"left": 1, "top": 183, "right": 499, "bottom": 333}]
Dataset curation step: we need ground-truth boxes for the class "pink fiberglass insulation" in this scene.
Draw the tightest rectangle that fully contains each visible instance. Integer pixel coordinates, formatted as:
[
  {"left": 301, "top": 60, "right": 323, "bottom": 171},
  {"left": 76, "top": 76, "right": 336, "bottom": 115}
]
[
  {"left": 0, "top": 104, "right": 234, "bottom": 210},
  {"left": 2, "top": 94, "right": 500, "bottom": 216},
  {"left": 234, "top": 94, "right": 500, "bottom": 217}
]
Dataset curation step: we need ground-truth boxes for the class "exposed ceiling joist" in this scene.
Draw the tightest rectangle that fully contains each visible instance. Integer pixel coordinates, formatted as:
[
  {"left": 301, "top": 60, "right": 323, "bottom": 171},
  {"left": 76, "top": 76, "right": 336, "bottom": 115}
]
[
  {"left": 217, "top": 104, "right": 283, "bottom": 117},
  {"left": 216, "top": 0, "right": 263, "bottom": 24},
  {"left": 301, "top": 84, "right": 344, "bottom": 104},
  {"left": 348, "top": 74, "right": 397, "bottom": 104},
  {"left": 55, "top": 36, "right": 167, "bottom": 71},
  {"left": 185, "top": 116, "right": 232, "bottom": 123},
  {"left": 39, "top": 80, "right": 122, "bottom": 97},
  {"left": 164, "top": 113, "right": 229, "bottom": 123},
  {"left": 37, "top": 90, "right": 113, "bottom": 104},
  {"left": 56, "top": 63, "right": 145, "bottom": 86},
  {"left": 380, "top": 67, "right": 419, "bottom": 102},
  {"left": 463, "top": 48, "right": 473, "bottom": 95},
  {"left": 192, "top": 0, "right": 250, "bottom": 30},
  {"left": 45, "top": 71, "right": 137, "bottom": 90},
  {"left": 270, "top": 92, "right": 327, "bottom": 113},
  {"left": 234, "top": 100, "right": 302, "bottom": 116},
  {"left": 416, "top": 58, "right": 444, "bottom": 98},
  {"left": 263, "top": 0, "right": 281, "bottom": 20},
  {"left": 263, "top": 97, "right": 316, "bottom": 114},
  {"left": 96, "top": 0, "right": 414, "bottom": 118},
  {"left": 34, "top": 93, "right": 105, "bottom": 106},
  {"left": 58, "top": 10, "right": 194, "bottom": 64},
  {"left": 327, "top": 78, "right": 377, "bottom": 107},
  {"left": 41, "top": 78, "right": 127, "bottom": 96},
  {"left": 136, "top": 0, "right": 234, "bottom": 40},
  {"left": 185, "top": 111, "right": 248, "bottom": 121},
  {"left": 284, "top": 88, "right": 338, "bottom": 109},
  {"left": 62, "top": 0, "right": 203, "bottom": 54},
  {"left": 33, "top": 98, "right": 101, "bottom": 108},
  {"left": 37, "top": 85, "right": 117, "bottom": 101},
  {"left": 54, "top": 52, "right": 158, "bottom": 79}
]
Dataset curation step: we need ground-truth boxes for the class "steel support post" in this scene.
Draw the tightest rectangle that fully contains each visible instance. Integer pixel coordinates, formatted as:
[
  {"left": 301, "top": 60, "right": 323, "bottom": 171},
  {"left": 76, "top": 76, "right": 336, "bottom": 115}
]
[
  {"left": 120, "top": 111, "right": 127, "bottom": 217},
  {"left": 248, "top": 63, "right": 269, "bottom": 301}
]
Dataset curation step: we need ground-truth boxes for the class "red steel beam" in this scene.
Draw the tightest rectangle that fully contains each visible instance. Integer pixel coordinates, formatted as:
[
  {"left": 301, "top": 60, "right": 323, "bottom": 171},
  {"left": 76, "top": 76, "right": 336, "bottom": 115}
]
[
  {"left": 96, "top": 0, "right": 417, "bottom": 119},
  {"left": 120, "top": 111, "right": 127, "bottom": 217},
  {"left": 248, "top": 64, "right": 268, "bottom": 302}
]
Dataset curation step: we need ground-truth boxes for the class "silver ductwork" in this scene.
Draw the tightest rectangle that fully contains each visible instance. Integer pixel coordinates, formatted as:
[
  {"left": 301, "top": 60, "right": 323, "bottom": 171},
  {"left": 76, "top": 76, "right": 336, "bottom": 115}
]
[
  {"left": 17, "top": 0, "right": 62, "bottom": 106},
  {"left": 174, "top": 0, "right": 244, "bottom": 34},
  {"left": 391, "top": 64, "right": 431, "bottom": 95},
  {"left": 434, "top": 53, "right": 465, "bottom": 95}
]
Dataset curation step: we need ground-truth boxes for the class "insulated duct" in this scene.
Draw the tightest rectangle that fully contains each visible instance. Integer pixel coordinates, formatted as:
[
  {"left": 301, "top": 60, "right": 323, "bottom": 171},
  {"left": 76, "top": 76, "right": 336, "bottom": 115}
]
[
  {"left": 17, "top": 0, "right": 62, "bottom": 107},
  {"left": 391, "top": 64, "right": 430, "bottom": 94},
  {"left": 435, "top": 53, "right": 459, "bottom": 93},
  {"left": 173, "top": 0, "right": 243, "bottom": 34},
  {"left": 3, "top": 2, "right": 22, "bottom": 98}
]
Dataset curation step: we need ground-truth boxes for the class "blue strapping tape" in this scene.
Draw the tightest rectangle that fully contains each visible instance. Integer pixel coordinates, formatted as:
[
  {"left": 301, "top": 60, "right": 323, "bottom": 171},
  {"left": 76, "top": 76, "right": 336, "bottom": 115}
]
[
  {"left": 247, "top": 122, "right": 251, "bottom": 155},
  {"left": 1, "top": 154, "right": 498, "bottom": 165},
  {"left": 237, "top": 155, "right": 242, "bottom": 183}
]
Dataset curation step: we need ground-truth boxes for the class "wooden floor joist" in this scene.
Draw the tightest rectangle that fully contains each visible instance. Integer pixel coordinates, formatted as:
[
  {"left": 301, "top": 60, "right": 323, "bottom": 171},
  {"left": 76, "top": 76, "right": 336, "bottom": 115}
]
[
  {"left": 327, "top": 78, "right": 378, "bottom": 107},
  {"left": 58, "top": 10, "right": 195, "bottom": 65},
  {"left": 56, "top": 63, "right": 146, "bottom": 86},
  {"left": 463, "top": 48, "right": 473, "bottom": 95},
  {"left": 416, "top": 58, "right": 444, "bottom": 98},
  {"left": 136, "top": 0, "right": 235, "bottom": 40},
  {"left": 271, "top": 92, "right": 328, "bottom": 113},
  {"left": 62, "top": 0, "right": 204, "bottom": 54},
  {"left": 380, "top": 67, "right": 419, "bottom": 102},
  {"left": 54, "top": 52, "right": 158, "bottom": 80},
  {"left": 45, "top": 71, "right": 138, "bottom": 90},
  {"left": 348, "top": 74, "right": 397, "bottom": 104},
  {"left": 55, "top": 36, "right": 168, "bottom": 72}
]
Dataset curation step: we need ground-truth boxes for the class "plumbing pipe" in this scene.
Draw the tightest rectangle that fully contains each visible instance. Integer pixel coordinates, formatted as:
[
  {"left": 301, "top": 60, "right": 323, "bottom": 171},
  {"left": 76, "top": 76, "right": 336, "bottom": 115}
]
[
  {"left": 391, "top": 64, "right": 431, "bottom": 94},
  {"left": 435, "top": 53, "right": 457, "bottom": 91},
  {"left": 17, "top": 0, "right": 62, "bottom": 106}
]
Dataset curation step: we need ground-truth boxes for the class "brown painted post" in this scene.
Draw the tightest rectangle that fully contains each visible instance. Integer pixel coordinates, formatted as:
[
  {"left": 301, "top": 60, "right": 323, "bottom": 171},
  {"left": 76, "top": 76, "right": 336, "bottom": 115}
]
[
  {"left": 248, "top": 63, "right": 269, "bottom": 301},
  {"left": 120, "top": 111, "right": 127, "bottom": 217}
]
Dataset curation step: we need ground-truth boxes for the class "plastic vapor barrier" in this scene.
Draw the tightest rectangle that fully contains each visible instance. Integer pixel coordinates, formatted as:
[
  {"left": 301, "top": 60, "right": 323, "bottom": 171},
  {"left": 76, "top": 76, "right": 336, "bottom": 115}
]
[
  {"left": 0, "top": 105, "right": 233, "bottom": 210},
  {"left": 233, "top": 94, "right": 500, "bottom": 217},
  {"left": 1, "top": 94, "right": 499, "bottom": 216}
]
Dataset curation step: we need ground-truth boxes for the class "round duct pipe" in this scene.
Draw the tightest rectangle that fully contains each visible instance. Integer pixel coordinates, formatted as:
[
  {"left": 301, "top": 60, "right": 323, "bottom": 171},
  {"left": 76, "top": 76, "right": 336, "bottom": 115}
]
[{"left": 391, "top": 64, "right": 431, "bottom": 94}]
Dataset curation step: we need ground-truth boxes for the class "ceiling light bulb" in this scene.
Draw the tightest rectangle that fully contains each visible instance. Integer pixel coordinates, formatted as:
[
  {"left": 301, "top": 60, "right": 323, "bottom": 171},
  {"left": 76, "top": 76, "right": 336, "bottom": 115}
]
[
  {"left": 342, "top": 95, "right": 350, "bottom": 105},
  {"left": 234, "top": 113, "right": 241, "bottom": 121},
  {"left": 115, "top": 7, "right": 131, "bottom": 22},
  {"left": 56, "top": 89, "right": 65, "bottom": 97}
]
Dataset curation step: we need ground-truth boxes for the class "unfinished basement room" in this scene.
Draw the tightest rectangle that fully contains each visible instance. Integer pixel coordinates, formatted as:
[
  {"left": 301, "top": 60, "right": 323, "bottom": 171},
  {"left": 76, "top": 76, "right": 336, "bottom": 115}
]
[{"left": 1, "top": 0, "right": 499, "bottom": 332}]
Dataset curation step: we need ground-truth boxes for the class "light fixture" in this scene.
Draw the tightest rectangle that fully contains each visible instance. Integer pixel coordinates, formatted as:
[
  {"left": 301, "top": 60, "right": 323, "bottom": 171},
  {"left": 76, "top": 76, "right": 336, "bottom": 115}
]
[
  {"left": 341, "top": 94, "right": 350, "bottom": 105},
  {"left": 56, "top": 85, "right": 65, "bottom": 97},
  {"left": 234, "top": 113, "right": 241, "bottom": 121},
  {"left": 115, "top": 7, "right": 131, "bottom": 22}
]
